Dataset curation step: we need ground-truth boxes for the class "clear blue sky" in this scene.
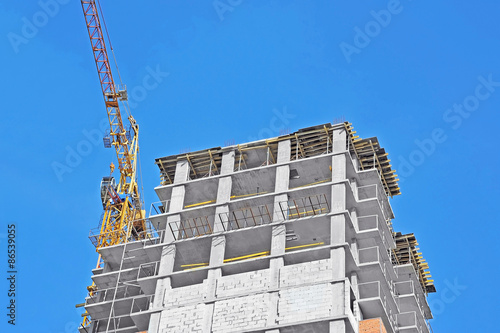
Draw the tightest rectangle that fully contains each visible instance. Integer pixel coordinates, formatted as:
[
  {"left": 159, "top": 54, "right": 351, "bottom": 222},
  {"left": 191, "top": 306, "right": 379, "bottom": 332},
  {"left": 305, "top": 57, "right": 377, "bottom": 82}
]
[{"left": 1, "top": 1, "right": 498, "bottom": 332}]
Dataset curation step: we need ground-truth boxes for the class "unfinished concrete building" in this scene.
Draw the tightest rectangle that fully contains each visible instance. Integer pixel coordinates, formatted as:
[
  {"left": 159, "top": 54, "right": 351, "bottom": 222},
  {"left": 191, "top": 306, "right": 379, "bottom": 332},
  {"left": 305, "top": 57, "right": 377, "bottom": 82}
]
[{"left": 80, "top": 122, "right": 435, "bottom": 333}]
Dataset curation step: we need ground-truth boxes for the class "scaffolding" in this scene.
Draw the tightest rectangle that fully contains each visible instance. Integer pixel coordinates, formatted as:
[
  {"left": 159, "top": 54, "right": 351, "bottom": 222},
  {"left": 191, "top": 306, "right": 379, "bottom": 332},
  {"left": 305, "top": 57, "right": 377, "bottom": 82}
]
[{"left": 155, "top": 122, "right": 401, "bottom": 201}]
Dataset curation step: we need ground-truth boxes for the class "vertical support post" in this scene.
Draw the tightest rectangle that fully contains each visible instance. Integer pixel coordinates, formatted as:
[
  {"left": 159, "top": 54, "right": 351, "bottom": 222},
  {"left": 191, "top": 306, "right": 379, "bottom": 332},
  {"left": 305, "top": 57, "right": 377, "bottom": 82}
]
[
  {"left": 331, "top": 127, "right": 347, "bottom": 153},
  {"left": 350, "top": 208, "right": 358, "bottom": 232},
  {"left": 213, "top": 150, "right": 234, "bottom": 233},
  {"left": 332, "top": 154, "right": 346, "bottom": 182},
  {"left": 331, "top": 214, "right": 346, "bottom": 280},
  {"left": 350, "top": 272, "right": 360, "bottom": 321},
  {"left": 350, "top": 178, "right": 358, "bottom": 201}
]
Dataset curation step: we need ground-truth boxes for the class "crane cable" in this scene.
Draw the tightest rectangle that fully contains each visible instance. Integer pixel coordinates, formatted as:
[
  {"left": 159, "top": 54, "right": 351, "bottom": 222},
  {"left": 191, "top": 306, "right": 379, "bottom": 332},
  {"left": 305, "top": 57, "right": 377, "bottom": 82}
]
[{"left": 96, "top": 0, "right": 132, "bottom": 118}]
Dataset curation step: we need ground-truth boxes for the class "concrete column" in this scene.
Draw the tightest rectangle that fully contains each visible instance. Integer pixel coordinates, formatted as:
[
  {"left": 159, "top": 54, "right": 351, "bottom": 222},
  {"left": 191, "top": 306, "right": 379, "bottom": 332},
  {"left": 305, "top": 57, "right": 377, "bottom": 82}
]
[
  {"left": 205, "top": 268, "right": 222, "bottom": 300},
  {"left": 331, "top": 154, "right": 346, "bottom": 182},
  {"left": 331, "top": 183, "right": 346, "bottom": 213},
  {"left": 173, "top": 159, "right": 190, "bottom": 183},
  {"left": 149, "top": 159, "right": 188, "bottom": 332},
  {"left": 220, "top": 150, "right": 235, "bottom": 175},
  {"left": 277, "top": 140, "right": 291, "bottom": 163},
  {"left": 169, "top": 186, "right": 186, "bottom": 212},
  {"left": 269, "top": 253, "right": 284, "bottom": 325},
  {"left": 350, "top": 178, "right": 358, "bottom": 201},
  {"left": 275, "top": 166, "right": 290, "bottom": 193},
  {"left": 213, "top": 150, "right": 234, "bottom": 232},
  {"left": 164, "top": 187, "right": 184, "bottom": 243},
  {"left": 202, "top": 304, "right": 215, "bottom": 333},
  {"left": 216, "top": 177, "right": 232, "bottom": 202},
  {"left": 350, "top": 238, "right": 358, "bottom": 266},
  {"left": 151, "top": 244, "right": 176, "bottom": 310},
  {"left": 351, "top": 151, "right": 360, "bottom": 171},
  {"left": 147, "top": 312, "right": 161, "bottom": 333},
  {"left": 273, "top": 194, "right": 288, "bottom": 222},
  {"left": 214, "top": 177, "right": 232, "bottom": 233},
  {"left": 350, "top": 272, "right": 360, "bottom": 321},
  {"left": 209, "top": 235, "right": 226, "bottom": 266},
  {"left": 205, "top": 235, "right": 225, "bottom": 299},
  {"left": 273, "top": 139, "right": 291, "bottom": 222},
  {"left": 271, "top": 224, "right": 286, "bottom": 256},
  {"left": 331, "top": 128, "right": 347, "bottom": 153},
  {"left": 329, "top": 319, "right": 346, "bottom": 332},
  {"left": 350, "top": 208, "right": 358, "bottom": 232},
  {"left": 267, "top": 140, "right": 291, "bottom": 330},
  {"left": 331, "top": 214, "right": 346, "bottom": 280},
  {"left": 266, "top": 293, "right": 280, "bottom": 327},
  {"left": 269, "top": 257, "right": 284, "bottom": 289},
  {"left": 331, "top": 214, "right": 345, "bottom": 245},
  {"left": 164, "top": 167, "right": 186, "bottom": 243}
]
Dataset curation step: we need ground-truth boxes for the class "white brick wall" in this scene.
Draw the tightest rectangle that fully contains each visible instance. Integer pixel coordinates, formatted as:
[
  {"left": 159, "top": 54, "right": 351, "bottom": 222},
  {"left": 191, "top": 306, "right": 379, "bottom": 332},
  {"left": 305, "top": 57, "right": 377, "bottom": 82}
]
[
  {"left": 280, "top": 259, "right": 332, "bottom": 287},
  {"left": 216, "top": 269, "right": 269, "bottom": 298},
  {"left": 212, "top": 293, "right": 270, "bottom": 332},
  {"left": 159, "top": 303, "right": 205, "bottom": 333},
  {"left": 278, "top": 283, "right": 333, "bottom": 324},
  {"left": 163, "top": 282, "right": 206, "bottom": 308}
]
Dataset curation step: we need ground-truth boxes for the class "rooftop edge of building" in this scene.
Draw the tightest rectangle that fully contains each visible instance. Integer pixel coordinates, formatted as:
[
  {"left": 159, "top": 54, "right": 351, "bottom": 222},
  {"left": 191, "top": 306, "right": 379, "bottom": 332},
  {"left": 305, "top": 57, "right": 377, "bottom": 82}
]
[{"left": 154, "top": 121, "right": 401, "bottom": 197}]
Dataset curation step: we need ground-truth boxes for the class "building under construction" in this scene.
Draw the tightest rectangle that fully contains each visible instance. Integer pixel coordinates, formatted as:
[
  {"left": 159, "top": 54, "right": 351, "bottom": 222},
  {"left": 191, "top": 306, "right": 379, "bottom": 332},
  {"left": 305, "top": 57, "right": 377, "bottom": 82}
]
[{"left": 79, "top": 121, "right": 436, "bottom": 333}]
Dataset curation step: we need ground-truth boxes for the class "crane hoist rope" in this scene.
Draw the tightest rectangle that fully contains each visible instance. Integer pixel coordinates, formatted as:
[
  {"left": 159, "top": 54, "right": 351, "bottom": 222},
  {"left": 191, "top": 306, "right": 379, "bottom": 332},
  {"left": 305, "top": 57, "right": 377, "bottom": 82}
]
[{"left": 78, "top": 0, "right": 147, "bottom": 329}]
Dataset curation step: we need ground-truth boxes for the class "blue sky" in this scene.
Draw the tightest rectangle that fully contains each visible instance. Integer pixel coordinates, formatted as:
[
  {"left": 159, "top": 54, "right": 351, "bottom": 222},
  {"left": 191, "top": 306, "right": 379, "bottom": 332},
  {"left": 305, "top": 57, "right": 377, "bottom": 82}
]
[{"left": 1, "top": 1, "right": 499, "bottom": 332}]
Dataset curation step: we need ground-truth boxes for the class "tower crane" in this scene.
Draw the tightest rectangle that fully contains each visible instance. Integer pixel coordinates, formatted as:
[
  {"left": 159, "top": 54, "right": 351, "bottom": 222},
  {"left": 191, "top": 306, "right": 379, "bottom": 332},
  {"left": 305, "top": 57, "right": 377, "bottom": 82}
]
[{"left": 78, "top": 0, "right": 147, "bottom": 328}]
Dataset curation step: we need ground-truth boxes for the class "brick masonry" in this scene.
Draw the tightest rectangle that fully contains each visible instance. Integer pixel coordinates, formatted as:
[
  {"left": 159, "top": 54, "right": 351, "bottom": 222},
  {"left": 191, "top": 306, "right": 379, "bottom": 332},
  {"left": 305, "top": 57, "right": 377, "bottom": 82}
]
[
  {"left": 163, "top": 282, "right": 206, "bottom": 308},
  {"left": 359, "top": 318, "right": 387, "bottom": 333},
  {"left": 158, "top": 303, "right": 205, "bottom": 333},
  {"left": 212, "top": 293, "right": 270, "bottom": 332},
  {"left": 216, "top": 269, "right": 269, "bottom": 298},
  {"left": 278, "top": 283, "right": 333, "bottom": 324},
  {"left": 280, "top": 259, "right": 333, "bottom": 287}
]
